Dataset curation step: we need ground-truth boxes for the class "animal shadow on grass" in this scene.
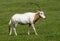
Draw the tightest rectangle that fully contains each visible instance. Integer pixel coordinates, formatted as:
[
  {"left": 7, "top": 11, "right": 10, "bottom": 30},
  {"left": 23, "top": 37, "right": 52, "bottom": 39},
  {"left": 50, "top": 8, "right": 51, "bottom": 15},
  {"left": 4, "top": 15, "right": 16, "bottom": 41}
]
[
  {"left": 18, "top": 32, "right": 36, "bottom": 36},
  {"left": 9, "top": 32, "right": 36, "bottom": 36},
  {"left": 18, "top": 32, "right": 27, "bottom": 36}
]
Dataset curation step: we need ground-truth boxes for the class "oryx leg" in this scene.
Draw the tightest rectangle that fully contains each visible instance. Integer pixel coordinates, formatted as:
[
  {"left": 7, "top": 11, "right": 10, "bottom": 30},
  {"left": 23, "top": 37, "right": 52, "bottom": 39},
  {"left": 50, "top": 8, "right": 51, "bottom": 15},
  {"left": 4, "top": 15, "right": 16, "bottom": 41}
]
[
  {"left": 31, "top": 23, "right": 38, "bottom": 35},
  {"left": 13, "top": 23, "right": 18, "bottom": 36},
  {"left": 9, "top": 26, "right": 12, "bottom": 35},
  {"left": 28, "top": 24, "right": 31, "bottom": 35},
  {"left": 9, "top": 24, "right": 12, "bottom": 35}
]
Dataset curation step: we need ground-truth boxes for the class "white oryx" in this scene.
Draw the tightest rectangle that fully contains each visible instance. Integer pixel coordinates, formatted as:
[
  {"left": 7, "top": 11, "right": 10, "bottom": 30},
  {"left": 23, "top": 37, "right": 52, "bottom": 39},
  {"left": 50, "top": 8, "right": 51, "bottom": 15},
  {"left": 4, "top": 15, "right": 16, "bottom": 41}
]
[{"left": 9, "top": 11, "right": 46, "bottom": 36}]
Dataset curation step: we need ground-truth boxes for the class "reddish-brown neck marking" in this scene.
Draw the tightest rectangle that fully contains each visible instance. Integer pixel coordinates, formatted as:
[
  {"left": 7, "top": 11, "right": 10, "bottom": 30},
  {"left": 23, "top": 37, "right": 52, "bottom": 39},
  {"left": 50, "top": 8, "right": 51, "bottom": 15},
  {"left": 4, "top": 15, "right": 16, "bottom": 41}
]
[{"left": 33, "top": 12, "right": 40, "bottom": 24}]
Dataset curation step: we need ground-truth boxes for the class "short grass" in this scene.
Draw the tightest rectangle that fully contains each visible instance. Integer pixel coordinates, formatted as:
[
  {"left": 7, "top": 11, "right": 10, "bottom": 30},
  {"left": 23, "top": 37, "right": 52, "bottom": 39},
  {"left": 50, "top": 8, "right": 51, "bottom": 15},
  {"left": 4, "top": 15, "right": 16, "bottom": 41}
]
[{"left": 0, "top": 0, "right": 60, "bottom": 41}]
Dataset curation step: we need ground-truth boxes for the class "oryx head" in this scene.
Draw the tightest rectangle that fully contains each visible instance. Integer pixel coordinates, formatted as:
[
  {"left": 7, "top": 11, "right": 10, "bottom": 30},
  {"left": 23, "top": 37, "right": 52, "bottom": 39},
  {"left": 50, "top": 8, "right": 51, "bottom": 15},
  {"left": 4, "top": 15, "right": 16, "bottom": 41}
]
[
  {"left": 28, "top": 2, "right": 46, "bottom": 19},
  {"left": 38, "top": 11, "right": 46, "bottom": 19}
]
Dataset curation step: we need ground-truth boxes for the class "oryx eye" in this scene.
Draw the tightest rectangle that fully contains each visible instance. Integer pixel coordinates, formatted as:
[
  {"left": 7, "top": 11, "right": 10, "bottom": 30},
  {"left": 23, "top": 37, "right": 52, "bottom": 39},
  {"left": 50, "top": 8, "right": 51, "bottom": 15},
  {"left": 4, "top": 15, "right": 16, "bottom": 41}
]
[{"left": 40, "top": 13, "right": 42, "bottom": 14}]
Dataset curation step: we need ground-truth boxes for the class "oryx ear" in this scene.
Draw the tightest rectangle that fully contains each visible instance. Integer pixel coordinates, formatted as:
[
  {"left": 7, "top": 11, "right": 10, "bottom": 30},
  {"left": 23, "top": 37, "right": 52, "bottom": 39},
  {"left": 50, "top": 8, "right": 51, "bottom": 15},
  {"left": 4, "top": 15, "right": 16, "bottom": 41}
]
[{"left": 36, "top": 10, "right": 40, "bottom": 13}]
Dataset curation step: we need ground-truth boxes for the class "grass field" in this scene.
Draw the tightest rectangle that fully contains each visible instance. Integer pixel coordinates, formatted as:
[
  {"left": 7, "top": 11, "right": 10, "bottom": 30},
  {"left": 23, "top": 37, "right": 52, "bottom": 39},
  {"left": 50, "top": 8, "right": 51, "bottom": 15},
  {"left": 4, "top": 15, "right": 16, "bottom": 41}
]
[{"left": 0, "top": 0, "right": 60, "bottom": 41}]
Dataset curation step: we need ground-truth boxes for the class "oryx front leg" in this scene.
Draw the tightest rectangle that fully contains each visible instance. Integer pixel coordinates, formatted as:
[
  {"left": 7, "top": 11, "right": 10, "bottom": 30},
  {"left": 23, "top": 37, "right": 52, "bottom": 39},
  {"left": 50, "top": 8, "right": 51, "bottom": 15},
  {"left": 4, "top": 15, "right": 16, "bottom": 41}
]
[
  {"left": 31, "top": 24, "right": 38, "bottom": 35},
  {"left": 28, "top": 24, "right": 31, "bottom": 35},
  {"left": 28, "top": 27, "right": 30, "bottom": 35}
]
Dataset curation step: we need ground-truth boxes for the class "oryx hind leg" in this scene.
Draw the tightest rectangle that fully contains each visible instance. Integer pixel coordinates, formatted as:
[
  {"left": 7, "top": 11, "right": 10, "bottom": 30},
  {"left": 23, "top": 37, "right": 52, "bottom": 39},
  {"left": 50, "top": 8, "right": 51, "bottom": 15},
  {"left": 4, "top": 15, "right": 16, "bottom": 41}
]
[
  {"left": 13, "top": 23, "right": 18, "bottom": 36},
  {"left": 9, "top": 24, "right": 13, "bottom": 36}
]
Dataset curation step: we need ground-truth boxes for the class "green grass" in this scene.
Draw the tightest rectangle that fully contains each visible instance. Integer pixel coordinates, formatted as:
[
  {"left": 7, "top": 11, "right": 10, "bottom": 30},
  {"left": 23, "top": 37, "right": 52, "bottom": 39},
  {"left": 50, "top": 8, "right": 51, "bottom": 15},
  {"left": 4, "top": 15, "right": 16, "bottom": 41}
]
[{"left": 0, "top": 0, "right": 60, "bottom": 41}]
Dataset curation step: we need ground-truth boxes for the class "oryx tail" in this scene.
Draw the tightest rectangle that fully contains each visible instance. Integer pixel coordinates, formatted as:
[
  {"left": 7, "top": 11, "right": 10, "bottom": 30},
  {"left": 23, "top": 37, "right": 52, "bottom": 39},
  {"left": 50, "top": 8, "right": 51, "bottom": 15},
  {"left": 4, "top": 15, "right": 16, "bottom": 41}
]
[{"left": 9, "top": 20, "right": 12, "bottom": 33}]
